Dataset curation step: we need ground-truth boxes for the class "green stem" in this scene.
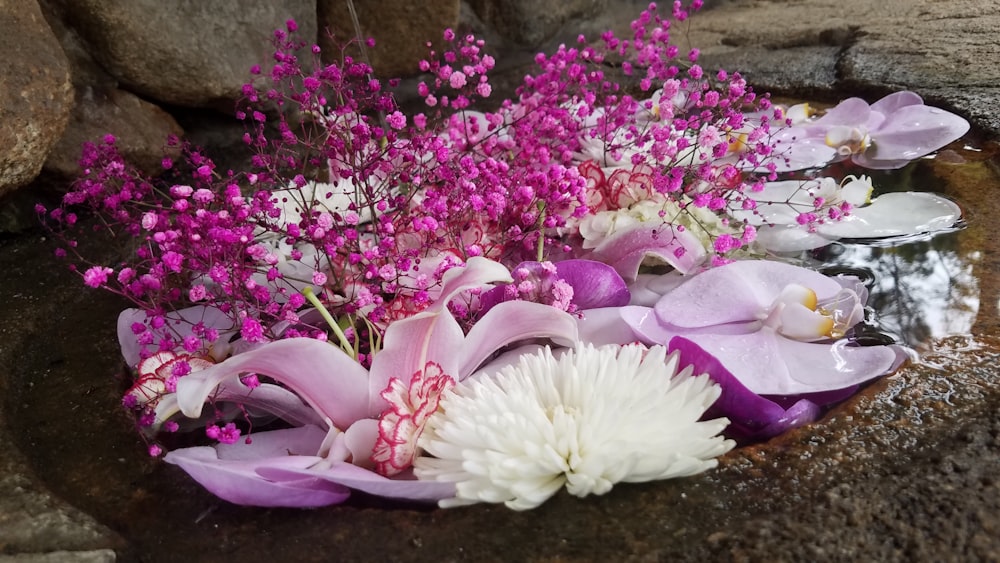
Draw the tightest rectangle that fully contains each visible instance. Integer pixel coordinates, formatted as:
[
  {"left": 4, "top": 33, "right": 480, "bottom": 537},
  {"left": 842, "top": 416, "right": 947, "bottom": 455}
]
[
  {"left": 302, "top": 286, "right": 355, "bottom": 359},
  {"left": 536, "top": 205, "right": 546, "bottom": 262}
]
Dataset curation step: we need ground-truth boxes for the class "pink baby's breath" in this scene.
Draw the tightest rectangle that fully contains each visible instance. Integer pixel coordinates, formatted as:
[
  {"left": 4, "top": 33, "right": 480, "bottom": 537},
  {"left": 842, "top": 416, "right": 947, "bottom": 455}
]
[{"left": 83, "top": 266, "right": 113, "bottom": 288}]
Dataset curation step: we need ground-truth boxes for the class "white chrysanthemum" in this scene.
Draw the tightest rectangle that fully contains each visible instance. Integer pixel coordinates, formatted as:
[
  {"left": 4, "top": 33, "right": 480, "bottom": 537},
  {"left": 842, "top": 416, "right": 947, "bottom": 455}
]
[{"left": 413, "top": 343, "right": 735, "bottom": 510}]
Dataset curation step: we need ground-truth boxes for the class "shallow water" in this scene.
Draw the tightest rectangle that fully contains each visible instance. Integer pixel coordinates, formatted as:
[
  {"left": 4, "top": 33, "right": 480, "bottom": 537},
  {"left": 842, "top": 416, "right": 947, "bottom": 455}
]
[{"left": 5, "top": 139, "right": 1000, "bottom": 561}]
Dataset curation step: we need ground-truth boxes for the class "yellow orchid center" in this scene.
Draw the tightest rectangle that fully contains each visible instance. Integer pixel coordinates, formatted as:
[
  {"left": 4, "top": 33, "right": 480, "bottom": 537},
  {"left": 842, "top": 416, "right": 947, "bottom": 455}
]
[
  {"left": 825, "top": 125, "right": 871, "bottom": 156},
  {"left": 765, "top": 284, "right": 836, "bottom": 341},
  {"left": 783, "top": 102, "right": 816, "bottom": 124},
  {"left": 726, "top": 131, "right": 749, "bottom": 154}
]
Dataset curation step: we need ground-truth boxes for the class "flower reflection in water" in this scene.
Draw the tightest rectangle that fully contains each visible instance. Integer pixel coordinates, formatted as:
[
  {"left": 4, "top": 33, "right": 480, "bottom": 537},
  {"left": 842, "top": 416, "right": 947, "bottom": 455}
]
[{"left": 811, "top": 232, "right": 979, "bottom": 349}]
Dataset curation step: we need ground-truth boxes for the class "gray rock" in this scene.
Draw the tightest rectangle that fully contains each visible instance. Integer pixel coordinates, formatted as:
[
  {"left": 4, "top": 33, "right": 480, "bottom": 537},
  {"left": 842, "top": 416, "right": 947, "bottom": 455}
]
[
  {"left": 42, "top": 86, "right": 184, "bottom": 180},
  {"left": 0, "top": 395, "right": 121, "bottom": 556},
  {"left": 38, "top": 0, "right": 185, "bottom": 180},
  {"left": 318, "top": 0, "right": 460, "bottom": 79},
  {"left": 681, "top": 0, "right": 1000, "bottom": 135},
  {"left": 0, "top": 0, "right": 73, "bottom": 198},
  {"left": 53, "top": 0, "right": 317, "bottom": 108},
  {"left": 0, "top": 551, "right": 116, "bottom": 563},
  {"left": 467, "top": 0, "right": 607, "bottom": 48}
]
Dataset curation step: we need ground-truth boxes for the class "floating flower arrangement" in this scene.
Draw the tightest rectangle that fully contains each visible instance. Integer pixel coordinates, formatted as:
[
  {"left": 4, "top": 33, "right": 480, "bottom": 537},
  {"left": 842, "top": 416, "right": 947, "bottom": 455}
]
[{"left": 40, "top": 1, "right": 968, "bottom": 510}]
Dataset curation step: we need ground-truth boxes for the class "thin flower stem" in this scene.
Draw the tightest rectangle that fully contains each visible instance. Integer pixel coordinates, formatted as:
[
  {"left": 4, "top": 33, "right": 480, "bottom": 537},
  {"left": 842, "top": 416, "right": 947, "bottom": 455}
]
[{"left": 302, "top": 286, "right": 356, "bottom": 358}]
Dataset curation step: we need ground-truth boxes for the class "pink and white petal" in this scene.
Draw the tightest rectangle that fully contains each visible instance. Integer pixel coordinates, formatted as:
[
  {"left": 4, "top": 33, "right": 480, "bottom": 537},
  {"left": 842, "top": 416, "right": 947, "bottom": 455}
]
[
  {"left": 817, "top": 192, "right": 962, "bottom": 240},
  {"left": 458, "top": 301, "right": 579, "bottom": 379},
  {"left": 175, "top": 338, "right": 370, "bottom": 430},
  {"left": 214, "top": 381, "right": 325, "bottom": 428},
  {"left": 163, "top": 426, "right": 349, "bottom": 507},
  {"left": 257, "top": 462, "right": 456, "bottom": 502},
  {"left": 367, "top": 257, "right": 512, "bottom": 410},
  {"left": 652, "top": 261, "right": 844, "bottom": 329},
  {"left": 590, "top": 224, "right": 706, "bottom": 281},
  {"left": 368, "top": 309, "right": 464, "bottom": 414},
  {"left": 864, "top": 104, "right": 970, "bottom": 162},
  {"left": 344, "top": 418, "right": 380, "bottom": 469}
]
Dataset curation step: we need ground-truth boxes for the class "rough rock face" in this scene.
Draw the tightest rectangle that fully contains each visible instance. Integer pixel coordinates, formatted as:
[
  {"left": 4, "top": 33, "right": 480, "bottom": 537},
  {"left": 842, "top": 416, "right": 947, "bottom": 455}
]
[
  {"left": 680, "top": 0, "right": 1000, "bottom": 133},
  {"left": 318, "top": 0, "right": 461, "bottom": 79},
  {"left": 52, "top": 0, "right": 317, "bottom": 108},
  {"left": 467, "top": 0, "right": 607, "bottom": 48},
  {"left": 0, "top": 0, "right": 73, "bottom": 198},
  {"left": 39, "top": 0, "right": 184, "bottom": 180},
  {"left": 43, "top": 88, "right": 185, "bottom": 179}
]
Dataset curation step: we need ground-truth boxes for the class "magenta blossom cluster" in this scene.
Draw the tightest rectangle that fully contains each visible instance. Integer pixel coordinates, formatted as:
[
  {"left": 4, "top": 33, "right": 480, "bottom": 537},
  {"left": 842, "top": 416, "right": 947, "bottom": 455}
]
[{"left": 42, "top": 2, "right": 781, "bottom": 367}]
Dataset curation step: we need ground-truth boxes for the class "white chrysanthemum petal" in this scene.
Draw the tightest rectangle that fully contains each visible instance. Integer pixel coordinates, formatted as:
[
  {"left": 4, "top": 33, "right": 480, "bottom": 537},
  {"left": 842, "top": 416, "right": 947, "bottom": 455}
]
[{"left": 414, "top": 343, "right": 734, "bottom": 510}]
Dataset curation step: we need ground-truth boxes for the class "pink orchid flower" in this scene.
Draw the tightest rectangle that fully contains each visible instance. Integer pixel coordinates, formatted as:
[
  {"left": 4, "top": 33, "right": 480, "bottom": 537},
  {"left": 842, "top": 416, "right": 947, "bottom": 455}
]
[
  {"left": 613, "top": 260, "right": 907, "bottom": 439},
  {"left": 768, "top": 91, "right": 970, "bottom": 171},
  {"left": 159, "top": 257, "right": 579, "bottom": 506}
]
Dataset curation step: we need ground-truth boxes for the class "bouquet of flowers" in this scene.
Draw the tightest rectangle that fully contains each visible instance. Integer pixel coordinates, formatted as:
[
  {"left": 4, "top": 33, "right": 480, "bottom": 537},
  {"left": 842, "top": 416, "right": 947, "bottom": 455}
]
[{"left": 40, "top": 1, "right": 968, "bottom": 510}]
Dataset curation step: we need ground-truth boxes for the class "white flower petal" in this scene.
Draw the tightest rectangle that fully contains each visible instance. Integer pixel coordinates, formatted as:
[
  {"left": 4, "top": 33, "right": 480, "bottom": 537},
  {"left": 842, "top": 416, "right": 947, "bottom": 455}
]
[
  {"left": 414, "top": 344, "right": 734, "bottom": 510},
  {"left": 818, "top": 191, "right": 962, "bottom": 239}
]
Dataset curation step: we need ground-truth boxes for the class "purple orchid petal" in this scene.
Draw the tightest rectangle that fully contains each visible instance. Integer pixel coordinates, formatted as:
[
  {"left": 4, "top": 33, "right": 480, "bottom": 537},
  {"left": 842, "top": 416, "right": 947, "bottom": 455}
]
[
  {"left": 589, "top": 223, "right": 706, "bottom": 281},
  {"left": 458, "top": 300, "right": 578, "bottom": 380},
  {"left": 666, "top": 337, "right": 820, "bottom": 441},
  {"left": 859, "top": 104, "right": 970, "bottom": 165},
  {"left": 368, "top": 256, "right": 513, "bottom": 410},
  {"left": 850, "top": 156, "right": 913, "bottom": 170},
  {"left": 754, "top": 224, "right": 836, "bottom": 252},
  {"left": 764, "top": 133, "right": 841, "bottom": 172},
  {"left": 257, "top": 462, "right": 456, "bottom": 502},
  {"left": 477, "top": 259, "right": 629, "bottom": 313},
  {"left": 814, "top": 97, "right": 871, "bottom": 128},
  {"left": 773, "top": 336, "right": 900, "bottom": 393},
  {"left": 652, "top": 260, "right": 844, "bottom": 329},
  {"left": 818, "top": 192, "right": 962, "bottom": 239},
  {"left": 576, "top": 307, "right": 643, "bottom": 347},
  {"left": 163, "top": 426, "right": 350, "bottom": 507},
  {"left": 175, "top": 338, "right": 370, "bottom": 429},
  {"left": 554, "top": 259, "right": 631, "bottom": 308},
  {"left": 869, "top": 90, "right": 923, "bottom": 117},
  {"left": 668, "top": 330, "right": 897, "bottom": 396}
]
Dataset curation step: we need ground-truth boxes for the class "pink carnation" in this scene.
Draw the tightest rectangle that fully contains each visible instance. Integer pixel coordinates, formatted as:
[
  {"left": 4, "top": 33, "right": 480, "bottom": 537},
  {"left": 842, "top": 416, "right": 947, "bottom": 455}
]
[{"left": 372, "top": 362, "right": 455, "bottom": 476}]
